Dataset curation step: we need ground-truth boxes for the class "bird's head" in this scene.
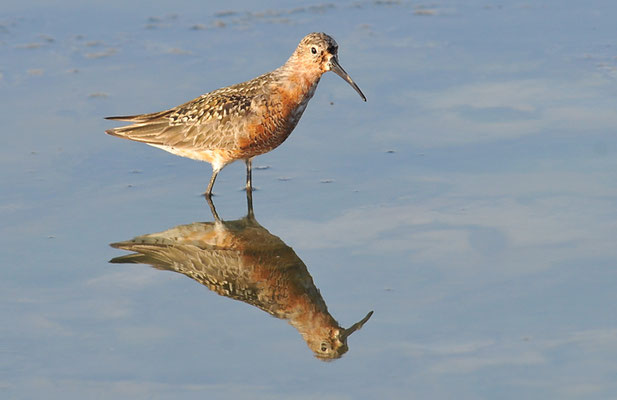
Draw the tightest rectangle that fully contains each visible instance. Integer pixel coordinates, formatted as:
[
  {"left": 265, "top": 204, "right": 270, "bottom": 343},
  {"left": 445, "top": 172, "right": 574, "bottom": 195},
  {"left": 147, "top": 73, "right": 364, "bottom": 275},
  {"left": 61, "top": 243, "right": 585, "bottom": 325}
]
[{"left": 293, "top": 32, "right": 366, "bottom": 101}]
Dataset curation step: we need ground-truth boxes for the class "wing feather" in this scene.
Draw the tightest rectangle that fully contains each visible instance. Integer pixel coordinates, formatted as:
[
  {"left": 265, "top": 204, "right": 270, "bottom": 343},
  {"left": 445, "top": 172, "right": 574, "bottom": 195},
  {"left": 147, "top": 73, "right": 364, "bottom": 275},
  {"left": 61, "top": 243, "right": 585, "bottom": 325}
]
[{"left": 105, "top": 72, "right": 273, "bottom": 151}]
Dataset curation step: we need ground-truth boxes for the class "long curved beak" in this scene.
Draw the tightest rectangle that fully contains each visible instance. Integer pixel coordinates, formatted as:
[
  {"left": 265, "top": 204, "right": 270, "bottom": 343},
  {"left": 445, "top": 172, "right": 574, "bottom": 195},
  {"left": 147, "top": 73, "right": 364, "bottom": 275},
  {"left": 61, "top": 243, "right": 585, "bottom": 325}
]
[
  {"left": 340, "top": 310, "right": 373, "bottom": 341},
  {"left": 329, "top": 56, "right": 367, "bottom": 102}
]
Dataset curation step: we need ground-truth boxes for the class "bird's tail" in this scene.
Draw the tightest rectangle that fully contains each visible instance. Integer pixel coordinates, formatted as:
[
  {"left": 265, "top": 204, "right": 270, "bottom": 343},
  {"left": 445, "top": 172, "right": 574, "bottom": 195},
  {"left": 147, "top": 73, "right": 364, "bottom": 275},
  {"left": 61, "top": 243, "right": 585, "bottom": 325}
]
[{"left": 105, "top": 109, "right": 171, "bottom": 123}]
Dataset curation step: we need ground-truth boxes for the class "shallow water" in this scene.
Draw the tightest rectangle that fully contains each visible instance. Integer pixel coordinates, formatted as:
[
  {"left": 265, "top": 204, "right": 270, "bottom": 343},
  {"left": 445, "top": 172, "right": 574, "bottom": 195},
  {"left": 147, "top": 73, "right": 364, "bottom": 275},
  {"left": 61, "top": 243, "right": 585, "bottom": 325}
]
[{"left": 2, "top": 1, "right": 617, "bottom": 399}]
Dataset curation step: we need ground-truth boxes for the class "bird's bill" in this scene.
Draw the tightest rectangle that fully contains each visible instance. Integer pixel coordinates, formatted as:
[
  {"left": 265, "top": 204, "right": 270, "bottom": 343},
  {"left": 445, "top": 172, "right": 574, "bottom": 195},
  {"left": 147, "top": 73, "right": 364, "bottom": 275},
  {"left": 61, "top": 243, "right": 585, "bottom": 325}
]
[
  {"left": 329, "top": 56, "right": 367, "bottom": 102},
  {"left": 340, "top": 310, "right": 374, "bottom": 341}
]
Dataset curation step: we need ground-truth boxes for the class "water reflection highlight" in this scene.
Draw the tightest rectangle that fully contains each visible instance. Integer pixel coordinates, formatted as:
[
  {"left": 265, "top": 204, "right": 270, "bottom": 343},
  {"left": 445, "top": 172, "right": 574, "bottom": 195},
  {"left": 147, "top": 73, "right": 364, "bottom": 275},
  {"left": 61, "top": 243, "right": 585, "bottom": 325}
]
[{"left": 109, "top": 195, "right": 373, "bottom": 361}]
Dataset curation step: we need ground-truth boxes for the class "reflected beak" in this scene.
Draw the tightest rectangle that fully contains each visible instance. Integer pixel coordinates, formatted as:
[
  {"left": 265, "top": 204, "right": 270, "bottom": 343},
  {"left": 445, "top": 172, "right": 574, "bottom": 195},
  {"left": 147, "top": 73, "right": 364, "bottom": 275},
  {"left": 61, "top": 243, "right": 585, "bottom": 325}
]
[
  {"left": 329, "top": 56, "right": 367, "bottom": 102},
  {"left": 340, "top": 310, "right": 374, "bottom": 341}
]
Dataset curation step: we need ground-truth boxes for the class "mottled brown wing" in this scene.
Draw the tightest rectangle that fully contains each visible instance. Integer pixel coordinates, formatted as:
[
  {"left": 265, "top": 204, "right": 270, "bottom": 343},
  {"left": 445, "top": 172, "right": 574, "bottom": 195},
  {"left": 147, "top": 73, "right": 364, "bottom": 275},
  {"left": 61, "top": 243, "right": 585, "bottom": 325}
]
[
  {"left": 105, "top": 88, "right": 256, "bottom": 150},
  {"left": 108, "top": 219, "right": 299, "bottom": 314},
  {"left": 110, "top": 240, "right": 279, "bottom": 312}
]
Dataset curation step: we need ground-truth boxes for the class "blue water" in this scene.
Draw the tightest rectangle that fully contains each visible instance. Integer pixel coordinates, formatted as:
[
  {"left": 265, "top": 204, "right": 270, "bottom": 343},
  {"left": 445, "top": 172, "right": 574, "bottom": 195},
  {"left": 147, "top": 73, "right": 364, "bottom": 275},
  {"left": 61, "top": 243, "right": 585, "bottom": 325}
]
[{"left": 2, "top": 1, "right": 617, "bottom": 399}]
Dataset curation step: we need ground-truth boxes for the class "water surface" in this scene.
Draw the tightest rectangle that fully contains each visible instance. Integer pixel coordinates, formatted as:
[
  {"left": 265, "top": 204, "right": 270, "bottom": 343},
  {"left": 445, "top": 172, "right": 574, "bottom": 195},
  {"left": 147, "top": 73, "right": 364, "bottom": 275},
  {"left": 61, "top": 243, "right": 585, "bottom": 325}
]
[{"left": 2, "top": 1, "right": 617, "bottom": 399}]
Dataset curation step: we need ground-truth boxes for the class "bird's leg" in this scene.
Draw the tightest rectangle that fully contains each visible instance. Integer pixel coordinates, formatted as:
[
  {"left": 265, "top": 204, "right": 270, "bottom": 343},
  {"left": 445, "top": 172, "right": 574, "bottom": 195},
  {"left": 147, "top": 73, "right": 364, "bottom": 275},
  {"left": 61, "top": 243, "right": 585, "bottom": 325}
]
[
  {"left": 245, "top": 158, "right": 253, "bottom": 193},
  {"left": 205, "top": 168, "right": 220, "bottom": 199}
]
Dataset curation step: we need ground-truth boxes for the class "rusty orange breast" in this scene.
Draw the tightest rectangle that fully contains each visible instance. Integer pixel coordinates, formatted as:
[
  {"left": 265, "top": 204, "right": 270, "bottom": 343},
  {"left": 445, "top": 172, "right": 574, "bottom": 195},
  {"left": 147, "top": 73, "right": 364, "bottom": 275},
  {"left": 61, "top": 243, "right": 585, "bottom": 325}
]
[{"left": 239, "top": 72, "right": 320, "bottom": 156}]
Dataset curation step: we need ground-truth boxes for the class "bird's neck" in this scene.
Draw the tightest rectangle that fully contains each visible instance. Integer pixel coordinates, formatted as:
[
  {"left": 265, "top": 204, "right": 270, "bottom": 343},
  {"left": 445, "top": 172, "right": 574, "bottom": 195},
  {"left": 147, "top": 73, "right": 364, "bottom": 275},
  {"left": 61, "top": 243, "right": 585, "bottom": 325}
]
[
  {"left": 276, "top": 61, "right": 322, "bottom": 114},
  {"left": 277, "top": 57, "right": 323, "bottom": 98}
]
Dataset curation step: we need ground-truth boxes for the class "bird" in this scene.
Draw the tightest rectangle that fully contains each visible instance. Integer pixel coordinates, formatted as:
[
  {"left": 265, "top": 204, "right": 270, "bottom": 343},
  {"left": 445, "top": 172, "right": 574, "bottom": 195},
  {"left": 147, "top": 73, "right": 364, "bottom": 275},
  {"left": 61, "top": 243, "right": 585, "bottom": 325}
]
[{"left": 105, "top": 32, "right": 366, "bottom": 198}]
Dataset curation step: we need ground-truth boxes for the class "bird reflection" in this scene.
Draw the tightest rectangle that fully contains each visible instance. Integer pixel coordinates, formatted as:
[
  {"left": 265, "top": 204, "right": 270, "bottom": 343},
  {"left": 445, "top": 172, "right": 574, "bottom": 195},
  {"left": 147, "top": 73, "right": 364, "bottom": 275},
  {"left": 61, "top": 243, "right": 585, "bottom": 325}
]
[{"left": 109, "top": 194, "right": 372, "bottom": 360}]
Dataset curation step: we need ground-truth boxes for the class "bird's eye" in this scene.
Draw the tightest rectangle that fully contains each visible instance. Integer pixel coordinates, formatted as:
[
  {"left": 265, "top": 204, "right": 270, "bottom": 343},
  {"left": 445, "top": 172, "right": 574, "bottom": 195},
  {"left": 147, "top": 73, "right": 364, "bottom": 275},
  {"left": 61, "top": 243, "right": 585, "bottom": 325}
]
[{"left": 311, "top": 47, "right": 318, "bottom": 55}]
